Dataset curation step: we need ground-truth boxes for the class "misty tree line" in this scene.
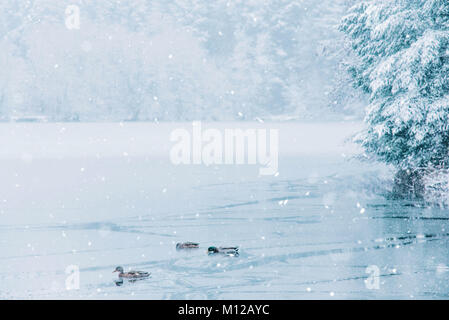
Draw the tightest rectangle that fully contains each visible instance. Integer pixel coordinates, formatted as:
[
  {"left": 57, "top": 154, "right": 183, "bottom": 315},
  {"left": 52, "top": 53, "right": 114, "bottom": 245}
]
[{"left": 0, "top": 0, "right": 360, "bottom": 122}]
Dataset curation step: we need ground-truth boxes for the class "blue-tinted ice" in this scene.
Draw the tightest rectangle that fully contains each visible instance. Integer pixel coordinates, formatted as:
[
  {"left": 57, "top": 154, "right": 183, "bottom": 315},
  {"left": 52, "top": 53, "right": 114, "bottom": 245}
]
[{"left": 0, "top": 123, "right": 448, "bottom": 299}]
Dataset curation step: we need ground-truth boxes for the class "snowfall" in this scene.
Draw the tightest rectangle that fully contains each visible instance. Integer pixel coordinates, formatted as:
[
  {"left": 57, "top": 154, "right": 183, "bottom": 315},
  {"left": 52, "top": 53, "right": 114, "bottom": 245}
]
[{"left": 1, "top": 121, "right": 449, "bottom": 299}]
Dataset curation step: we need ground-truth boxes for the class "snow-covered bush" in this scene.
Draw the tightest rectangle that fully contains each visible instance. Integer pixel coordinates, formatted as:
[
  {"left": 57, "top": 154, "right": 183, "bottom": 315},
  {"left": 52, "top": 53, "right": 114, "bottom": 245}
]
[{"left": 340, "top": 0, "right": 449, "bottom": 198}]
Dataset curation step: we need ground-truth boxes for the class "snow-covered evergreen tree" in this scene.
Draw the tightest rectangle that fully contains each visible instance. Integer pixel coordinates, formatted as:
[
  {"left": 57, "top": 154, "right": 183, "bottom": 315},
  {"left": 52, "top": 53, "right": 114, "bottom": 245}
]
[{"left": 340, "top": 0, "right": 449, "bottom": 170}]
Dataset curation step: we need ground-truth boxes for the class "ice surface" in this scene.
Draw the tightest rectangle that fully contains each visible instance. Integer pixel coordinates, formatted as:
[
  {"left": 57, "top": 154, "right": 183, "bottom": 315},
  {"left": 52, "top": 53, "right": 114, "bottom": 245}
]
[{"left": 1, "top": 122, "right": 449, "bottom": 299}]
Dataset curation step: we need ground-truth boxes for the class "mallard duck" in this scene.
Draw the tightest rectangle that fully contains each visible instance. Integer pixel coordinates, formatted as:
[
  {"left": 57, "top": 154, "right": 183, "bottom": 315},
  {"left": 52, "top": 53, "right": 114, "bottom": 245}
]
[
  {"left": 176, "top": 242, "right": 200, "bottom": 250},
  {"left": 113, "top": 266, "right": 150, "bottom": 279},
  {"left": 208, "top": 246, "right": 239, "bottom": 256}
]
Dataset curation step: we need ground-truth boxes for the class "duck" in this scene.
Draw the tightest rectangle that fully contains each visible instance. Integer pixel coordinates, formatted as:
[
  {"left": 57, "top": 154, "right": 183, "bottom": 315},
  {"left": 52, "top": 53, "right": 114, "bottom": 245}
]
[
  {"left": 208, "top": 246, "right": 239, "bottom": 256},
  {"left": 113, "top": 266, "right": 150, "bottom": 279},
  {"left": 176, "top": 242, "right": 200, "bottom": 250}
]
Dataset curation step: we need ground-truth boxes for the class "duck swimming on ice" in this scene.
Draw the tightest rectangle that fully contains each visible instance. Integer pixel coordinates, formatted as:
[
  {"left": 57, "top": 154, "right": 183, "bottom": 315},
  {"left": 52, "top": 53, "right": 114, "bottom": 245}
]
[
  {"left": 208, "top": 246, "right": 239, "bottom": 256},
  {"left": 176, "top": 242, "right": 199, "bottom": 250},
  {"left": 113, "top": 266, "right": 150, "bottom": 279}
]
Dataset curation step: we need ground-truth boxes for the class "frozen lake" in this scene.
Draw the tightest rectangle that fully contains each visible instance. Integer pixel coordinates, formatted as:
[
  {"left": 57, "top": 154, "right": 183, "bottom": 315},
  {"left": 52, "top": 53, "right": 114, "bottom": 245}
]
[{"left": 1, "top": 122, "right": 449, "bottom": 299}]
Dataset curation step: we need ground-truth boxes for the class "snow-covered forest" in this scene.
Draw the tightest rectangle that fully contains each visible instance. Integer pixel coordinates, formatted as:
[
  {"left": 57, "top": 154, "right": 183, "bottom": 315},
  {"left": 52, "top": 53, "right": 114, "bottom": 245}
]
[{"left": 0, "top": 0, "right": 364, "bottom": 121}]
